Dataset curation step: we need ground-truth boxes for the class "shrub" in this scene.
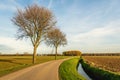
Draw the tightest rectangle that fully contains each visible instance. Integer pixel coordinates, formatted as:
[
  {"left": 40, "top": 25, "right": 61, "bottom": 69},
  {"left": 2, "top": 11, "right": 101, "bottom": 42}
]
[{"left": 63, "top": 50, "right": 81, "bottom": 56}]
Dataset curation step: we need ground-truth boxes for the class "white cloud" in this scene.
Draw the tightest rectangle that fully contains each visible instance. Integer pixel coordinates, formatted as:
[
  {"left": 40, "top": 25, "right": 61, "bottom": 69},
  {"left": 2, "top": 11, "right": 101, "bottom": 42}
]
[
  {"left": 1, "top": 0, "right": 120, "bottom": 53},
  {"left": 0, "top": 37, "right": 54, "bottom": 54},
  {"left": 0, "top": 37, "right": 32, "bottom": 53},
  {"left": 66, "top": 20, "right": 120, "bottom": 52},
  {"left": 55, "top": 0, "right": 120, "bottom": 52}
]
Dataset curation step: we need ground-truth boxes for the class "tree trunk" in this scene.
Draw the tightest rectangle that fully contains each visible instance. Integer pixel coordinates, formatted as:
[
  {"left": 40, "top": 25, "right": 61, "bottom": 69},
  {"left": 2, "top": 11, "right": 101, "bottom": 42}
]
[
  {"left": 33, "top": 46, "right": 37, "bottom": 64},
  {"left": 55, "top": 46, "right": 58, "bottom": 60}
]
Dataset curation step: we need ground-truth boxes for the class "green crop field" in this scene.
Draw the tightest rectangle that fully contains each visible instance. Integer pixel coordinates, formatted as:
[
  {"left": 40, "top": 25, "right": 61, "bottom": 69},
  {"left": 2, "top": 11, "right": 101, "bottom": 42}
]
[{"left": 0, "top": 56, "right": 70, "bottom": 77}]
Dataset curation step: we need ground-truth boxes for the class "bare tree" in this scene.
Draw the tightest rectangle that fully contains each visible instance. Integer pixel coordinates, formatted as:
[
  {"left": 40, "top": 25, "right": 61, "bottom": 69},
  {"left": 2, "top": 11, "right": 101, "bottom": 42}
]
[
  {"left": 12, "top": 4, "right": 56, "bottom": 64},
  {"left": 45, "top": 27, "right": 67, "bottom": 59}
]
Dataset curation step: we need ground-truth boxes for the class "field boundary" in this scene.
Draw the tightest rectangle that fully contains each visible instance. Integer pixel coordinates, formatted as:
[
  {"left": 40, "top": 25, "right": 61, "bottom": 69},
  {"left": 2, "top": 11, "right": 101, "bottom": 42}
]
[{"left": 80, "top": 58, "right": 120, "bottom": 80}]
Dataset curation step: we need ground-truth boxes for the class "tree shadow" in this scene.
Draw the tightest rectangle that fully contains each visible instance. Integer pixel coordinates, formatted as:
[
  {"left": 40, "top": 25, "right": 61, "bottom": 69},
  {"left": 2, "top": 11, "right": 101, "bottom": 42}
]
[
  {"left": 13, "top": 58, "right": 31, "bottom": 60},
  {"left": 0, "top": 59, "right": 12, "bottom": 63},
  {"left": 0, "top": 59, "right": 24, "bottom": 65}
]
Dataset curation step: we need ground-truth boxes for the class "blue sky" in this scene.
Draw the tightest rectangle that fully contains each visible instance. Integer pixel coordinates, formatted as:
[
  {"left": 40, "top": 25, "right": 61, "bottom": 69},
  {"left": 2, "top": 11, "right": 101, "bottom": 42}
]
[{"left": 0, "top": 0, "right": 120, "bottom": 54}]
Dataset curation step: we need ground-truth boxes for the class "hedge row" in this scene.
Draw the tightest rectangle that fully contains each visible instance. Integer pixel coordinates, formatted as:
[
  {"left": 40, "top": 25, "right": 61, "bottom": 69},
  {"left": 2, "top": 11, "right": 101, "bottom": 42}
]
[
  {"left": 80, "top": 59, "right": 120, "bottom": 80},
  {"left": 63, "top": 50, "right": 81, "bottom": 56}
]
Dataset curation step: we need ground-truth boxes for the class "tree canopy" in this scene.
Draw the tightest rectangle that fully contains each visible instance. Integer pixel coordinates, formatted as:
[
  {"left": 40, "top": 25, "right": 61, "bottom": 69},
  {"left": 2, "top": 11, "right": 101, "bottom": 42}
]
[
  {"left": 12, "top": 4, "right": 56, "bottom": 63},
  {"left": 45, "top": 27, "right": 67, "bottom": 59}
]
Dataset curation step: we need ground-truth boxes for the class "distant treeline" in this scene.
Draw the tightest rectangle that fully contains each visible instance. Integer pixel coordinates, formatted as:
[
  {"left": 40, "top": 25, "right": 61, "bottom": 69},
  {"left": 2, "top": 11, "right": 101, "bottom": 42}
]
[
  {"left": 0, "top": 53, "right": 63, "bottom": 56},
  {"left": 0, "top": 51, "right": 81, "bottom": 56},
  {"left": 0, "top": 52, "right": 120, "bottom": 56},
  {"left": 40, "top": 54, "right": 62, "bottom": 56},
  {"left": 82, "top": 53, "right": 120, "bottom": 56},
  {"left": 0, "top": 53, "right": 32, "bottom": 56}
]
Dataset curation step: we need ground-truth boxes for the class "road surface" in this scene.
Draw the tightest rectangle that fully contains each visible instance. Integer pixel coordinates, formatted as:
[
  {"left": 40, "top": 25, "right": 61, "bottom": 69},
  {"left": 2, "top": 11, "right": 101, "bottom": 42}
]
[{"left": 0, "top": 59, "right": 68, "bottom": 80}]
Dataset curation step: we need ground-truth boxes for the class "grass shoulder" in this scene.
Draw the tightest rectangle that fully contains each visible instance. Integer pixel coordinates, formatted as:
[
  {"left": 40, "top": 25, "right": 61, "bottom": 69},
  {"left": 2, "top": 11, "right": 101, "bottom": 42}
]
[{"left": 59, "top": 58, "right": 86, "bottom": 80}]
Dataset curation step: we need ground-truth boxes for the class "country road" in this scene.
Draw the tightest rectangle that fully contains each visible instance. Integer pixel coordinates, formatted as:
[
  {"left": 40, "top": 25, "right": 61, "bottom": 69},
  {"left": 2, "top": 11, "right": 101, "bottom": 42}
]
[{"left": 0, "top": 58, "right": 69, "bottom": 80}]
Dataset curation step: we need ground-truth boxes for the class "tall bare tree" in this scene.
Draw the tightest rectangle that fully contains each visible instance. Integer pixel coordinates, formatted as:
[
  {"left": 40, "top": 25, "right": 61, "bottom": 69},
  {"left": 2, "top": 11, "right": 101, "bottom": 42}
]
[
  {"left": 45, "top": 27, "right": 67, "bottom": 59},
  {"left": 12, "top": 4, "right": 56, "bottom": 64}
]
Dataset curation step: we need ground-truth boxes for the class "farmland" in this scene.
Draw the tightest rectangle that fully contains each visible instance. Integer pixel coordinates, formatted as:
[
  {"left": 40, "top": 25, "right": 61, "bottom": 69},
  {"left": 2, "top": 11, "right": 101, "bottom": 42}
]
[
  {"left": 0, "top": 56, "right": 70, "bottom": 77},
  {"left": 83, "top": 56, "right": 120, "bottom": 74}
]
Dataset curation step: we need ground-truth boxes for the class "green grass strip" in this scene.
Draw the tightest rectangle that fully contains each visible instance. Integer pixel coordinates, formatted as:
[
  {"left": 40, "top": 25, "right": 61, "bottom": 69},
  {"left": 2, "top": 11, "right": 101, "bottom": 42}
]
[{"left": 59, "top": 58, "right": 86, "bottom": 80}]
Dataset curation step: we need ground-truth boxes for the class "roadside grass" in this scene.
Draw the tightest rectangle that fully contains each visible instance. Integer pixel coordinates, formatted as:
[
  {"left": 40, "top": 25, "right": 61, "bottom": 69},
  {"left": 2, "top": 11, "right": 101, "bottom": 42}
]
[
  {"left": 0, "top": 56, "right": 70, "bottom": 77},
  {"left": 59, "top": 58, "right": 86, "bottom": 80}
]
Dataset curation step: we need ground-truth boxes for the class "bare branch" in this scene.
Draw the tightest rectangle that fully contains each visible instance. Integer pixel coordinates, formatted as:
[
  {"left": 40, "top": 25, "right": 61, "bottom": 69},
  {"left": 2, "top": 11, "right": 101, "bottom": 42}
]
[
  {"left": 45, "top": 27, "right": 67, "bottom": 48},
  {"left": 11, "top": 4, "right": 56, "bottom": 63},
  {"left": 12, "top": 4, "right": 56, "bottom": 47}
]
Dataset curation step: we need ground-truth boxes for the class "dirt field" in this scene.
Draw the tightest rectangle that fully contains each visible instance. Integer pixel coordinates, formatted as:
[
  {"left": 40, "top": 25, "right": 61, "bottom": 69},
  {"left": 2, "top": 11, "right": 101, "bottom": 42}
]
[{"left": 83, "top": 56, "right": 120, "bottom": 74}]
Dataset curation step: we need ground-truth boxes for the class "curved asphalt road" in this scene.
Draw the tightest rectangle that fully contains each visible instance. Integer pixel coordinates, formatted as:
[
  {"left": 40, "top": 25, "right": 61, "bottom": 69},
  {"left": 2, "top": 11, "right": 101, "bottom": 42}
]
[{"left": 0, "top": 58, "right": 68, "bottom": 80}]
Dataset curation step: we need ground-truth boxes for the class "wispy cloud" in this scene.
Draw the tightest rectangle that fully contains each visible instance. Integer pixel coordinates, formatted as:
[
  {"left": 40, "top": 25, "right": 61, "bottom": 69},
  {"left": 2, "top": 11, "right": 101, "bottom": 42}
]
[
  {"left": 0, "top": 37, "right": 52, "bottom": 54},
  {"left": 67, "top": 19, "right": 120, "bottom": 52},
  {"left": 0, "top": 44, "right": 13, "bottom": 53},
  {"left": 0, "top": 3, "right": 16, "bottom": 11},
  {"left": 0, "top": 0, "right": 120, "bottom": 53},
  {"left": 0, "top": 37, "right": 32, "bottom": 53},
  {"left": 48, "top": 0, "right": 53, "bottom": 9},
  {"left": 0, "top": 0, "right": 23, "bottom": 12}
]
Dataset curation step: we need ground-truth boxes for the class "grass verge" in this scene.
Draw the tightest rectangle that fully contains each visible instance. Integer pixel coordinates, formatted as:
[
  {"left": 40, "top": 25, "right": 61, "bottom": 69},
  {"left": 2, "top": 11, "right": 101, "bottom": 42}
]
[
  {"left": 0, "top": 56, "right": 70, "bottom": 77},
  {"left": 59, "top": 58, "right": 86, "bottom": 80},
  {"left": 80, "top": 59, "right": 120, "bottom": 80}
]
